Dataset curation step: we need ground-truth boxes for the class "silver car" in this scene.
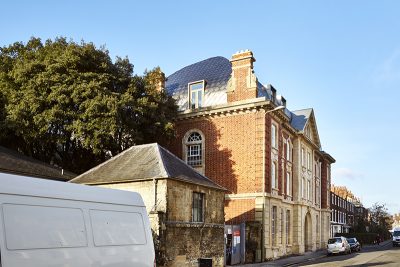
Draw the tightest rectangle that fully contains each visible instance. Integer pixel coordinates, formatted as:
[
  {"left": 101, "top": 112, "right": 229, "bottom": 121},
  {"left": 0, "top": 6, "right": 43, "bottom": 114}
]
[{"left": 327, "top": 236, "right": 351, "bottom": 256}]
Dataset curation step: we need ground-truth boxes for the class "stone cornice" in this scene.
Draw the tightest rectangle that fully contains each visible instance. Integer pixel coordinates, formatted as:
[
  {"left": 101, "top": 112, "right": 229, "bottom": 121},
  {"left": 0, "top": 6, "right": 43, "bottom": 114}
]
[
  {"left": 177, "top": 97, "right": 288, "bottom": 120},
  {"left": 165, "top": 221, "right": 224, "bottom": 229},
  {"left": 176, "top": 97, "right": 296, "bottom": 132}
]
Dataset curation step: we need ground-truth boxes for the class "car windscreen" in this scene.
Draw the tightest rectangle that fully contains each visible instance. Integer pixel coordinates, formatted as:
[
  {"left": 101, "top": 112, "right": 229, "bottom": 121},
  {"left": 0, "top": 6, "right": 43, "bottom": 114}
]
[
  {"left": 328, "top": 238, "right": 342, "bottom": 244},
  {"left": 347, "top": 238, "right": 355, "bottom": 244},
  {"left": 394, "top": 231, "right": 400, "bottom": 236}
]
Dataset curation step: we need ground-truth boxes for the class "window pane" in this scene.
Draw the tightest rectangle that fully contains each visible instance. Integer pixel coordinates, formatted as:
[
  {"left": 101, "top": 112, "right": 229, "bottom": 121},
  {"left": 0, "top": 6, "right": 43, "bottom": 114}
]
[
  {"left": 90, "top": 210, "right": 146, "bottom": 246},
  {"left": 198, "top": 92, "right": 202, "bottom": 107},
  {"left": 192, "top": 192, "right": 204, "bottom": 222},
  {"left": 3, "top": 204, "right": 87, "bottom": 250},
  {"left": 189, "top": 82, "right": 204, "bottom": 109}
]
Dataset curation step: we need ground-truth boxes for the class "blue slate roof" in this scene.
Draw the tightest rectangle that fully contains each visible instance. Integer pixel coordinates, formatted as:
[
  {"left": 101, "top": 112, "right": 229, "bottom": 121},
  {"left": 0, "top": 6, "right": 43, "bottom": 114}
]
[
  {"left": 290, "top": 108, "right": 313, "bottom": 131},
  {"left": 166, "top": 56, "right": 272, "bottom": 109},
  {"left": 166, "top": 56, "right": 232, "bottom": 96}
]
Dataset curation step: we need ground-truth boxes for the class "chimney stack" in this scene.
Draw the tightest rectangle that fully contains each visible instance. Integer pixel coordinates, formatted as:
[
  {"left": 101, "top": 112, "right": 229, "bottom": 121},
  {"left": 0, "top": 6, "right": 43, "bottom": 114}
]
[{"left": 226, "top": 49, "right": 258, "bottom": 102}]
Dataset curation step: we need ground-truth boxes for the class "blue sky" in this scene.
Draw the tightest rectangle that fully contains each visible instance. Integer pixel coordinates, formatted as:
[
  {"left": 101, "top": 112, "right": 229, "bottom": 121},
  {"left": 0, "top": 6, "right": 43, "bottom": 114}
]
[{"left": 1, "top": 0, "right": 399, "bottom": 213}]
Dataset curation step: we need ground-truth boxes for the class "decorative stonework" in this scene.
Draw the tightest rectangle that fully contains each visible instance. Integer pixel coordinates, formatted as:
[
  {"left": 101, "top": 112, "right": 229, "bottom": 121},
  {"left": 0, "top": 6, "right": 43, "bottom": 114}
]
[
  {"left": 226, "top": 76, "right": 236, "bottom": 92},
  {"left": 247, "top": 68, "right": 258, "bottom": 89}
]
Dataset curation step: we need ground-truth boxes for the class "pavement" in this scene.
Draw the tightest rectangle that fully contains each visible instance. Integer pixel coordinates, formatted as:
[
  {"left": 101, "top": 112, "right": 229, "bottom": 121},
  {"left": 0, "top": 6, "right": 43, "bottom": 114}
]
[{"left": 229, "top": 240, "right": 392, "bottom": 267}]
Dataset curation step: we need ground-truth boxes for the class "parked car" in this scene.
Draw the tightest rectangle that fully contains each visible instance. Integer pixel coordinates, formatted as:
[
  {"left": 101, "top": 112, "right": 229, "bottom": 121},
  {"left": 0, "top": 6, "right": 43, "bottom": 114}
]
[
  {"left": 327, "top": 236, "right": 351, "bottom": 256},
  {"left": 347, "top": 237, "right": 361, "bottom": 252}
]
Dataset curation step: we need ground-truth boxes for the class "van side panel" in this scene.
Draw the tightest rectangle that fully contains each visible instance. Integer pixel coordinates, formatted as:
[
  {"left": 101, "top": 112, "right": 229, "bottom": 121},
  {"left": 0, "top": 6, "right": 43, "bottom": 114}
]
[
  {"left": 3, "top": 204, "right": 87, "bottom": 250},
  {"left": 0, "top": 194, "right": 155, "bottom": 267}
]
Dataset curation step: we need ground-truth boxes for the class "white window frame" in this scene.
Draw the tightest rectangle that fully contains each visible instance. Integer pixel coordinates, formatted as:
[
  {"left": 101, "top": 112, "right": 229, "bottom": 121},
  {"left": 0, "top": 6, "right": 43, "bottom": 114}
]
[
  {"left": 271, "top": 161, "right": 278, "bottom": 189},
  {"left": 301, "top": 148, "right": 305, "bottom": 166},
  {"left": 286, "top": 172, "right": 291, "bottom": 196},
  {"left": 188, "top": 80, "right": 205, "bottom": 109},
  {"left": 286, "top": 138, "right": 291, "bottom": 161},
  {"left": 183, "top": 130, "right": 205, "bottom": 174},
  {"left": 271, "top": 123, "right": 277, "bottom": 149},
  {"left": 286, "top": 210, "right": 290, "bottom": 245},
  {"left": 272, "top": 206, "right": 277, "bottom": 246}
]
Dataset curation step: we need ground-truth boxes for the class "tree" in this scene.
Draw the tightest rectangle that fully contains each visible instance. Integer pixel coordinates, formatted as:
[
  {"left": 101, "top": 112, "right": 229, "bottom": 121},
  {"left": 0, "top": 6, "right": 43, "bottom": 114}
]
[
  {"left": 369, "top": 203, "right": 393, "bottom": 239},
  {"left": 0, "top": 37, "right": 177, "bottom": 173}
]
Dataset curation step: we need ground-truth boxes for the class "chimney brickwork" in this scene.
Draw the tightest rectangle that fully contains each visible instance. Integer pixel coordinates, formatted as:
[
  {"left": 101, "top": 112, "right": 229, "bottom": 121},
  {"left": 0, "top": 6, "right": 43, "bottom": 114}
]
[{"left": 227, "top": 50, "right": 258, "bottom": 102}]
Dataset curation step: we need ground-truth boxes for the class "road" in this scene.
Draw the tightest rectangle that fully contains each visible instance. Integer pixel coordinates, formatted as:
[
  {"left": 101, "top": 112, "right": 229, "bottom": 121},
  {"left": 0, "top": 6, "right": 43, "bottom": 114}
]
[{"left": 295, "top": 241, "right": 399, "bottom": 267}]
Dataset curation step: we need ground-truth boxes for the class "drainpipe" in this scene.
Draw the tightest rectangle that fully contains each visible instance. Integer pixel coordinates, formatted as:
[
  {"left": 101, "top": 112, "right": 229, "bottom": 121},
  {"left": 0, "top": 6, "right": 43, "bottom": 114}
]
[{"left": 261, "top": 110, "right": 266, "bottom": 261}]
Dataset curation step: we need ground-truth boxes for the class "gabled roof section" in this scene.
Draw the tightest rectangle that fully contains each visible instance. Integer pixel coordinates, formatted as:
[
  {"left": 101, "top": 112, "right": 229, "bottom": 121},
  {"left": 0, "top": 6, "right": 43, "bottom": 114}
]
[
  {"left": 70, "top": 143, "right": 225, "bottom": 191},
  {"left": 291, "top": 108, "right": 321, "bottom": 148},
  {"left": 0, "top": 146, "right": 76, "bottom": 181},
  {"left": 290, "top": 108, "right": 312, "bottom": 131}
]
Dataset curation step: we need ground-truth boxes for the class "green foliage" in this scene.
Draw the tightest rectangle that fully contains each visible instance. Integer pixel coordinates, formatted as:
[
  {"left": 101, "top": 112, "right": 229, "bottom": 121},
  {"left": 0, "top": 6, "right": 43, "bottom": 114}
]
[
  {"left": 336, "top": 232, "right": 379, "bottom": 245},
  {"left": 369, "top": 202, "right": 393, "bottom": 238},
  {"left": 0, "top": 37, "right": 178, "bottom": 173}
]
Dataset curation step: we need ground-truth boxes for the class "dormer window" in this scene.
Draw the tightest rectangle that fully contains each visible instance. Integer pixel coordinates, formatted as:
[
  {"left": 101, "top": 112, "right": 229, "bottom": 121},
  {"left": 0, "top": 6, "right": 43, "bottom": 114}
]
[{"left": 188, "top": 81, "right": 205, "bottom": 109}]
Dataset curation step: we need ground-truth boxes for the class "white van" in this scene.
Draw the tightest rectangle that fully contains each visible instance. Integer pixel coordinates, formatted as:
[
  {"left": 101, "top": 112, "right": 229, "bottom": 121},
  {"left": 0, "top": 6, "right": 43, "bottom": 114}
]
[
  {"left": 393, "top": 227, "right": 400, "bottom": 247},
  {"left": 0, "top": 172, "right": 155, "bottom": 267}
]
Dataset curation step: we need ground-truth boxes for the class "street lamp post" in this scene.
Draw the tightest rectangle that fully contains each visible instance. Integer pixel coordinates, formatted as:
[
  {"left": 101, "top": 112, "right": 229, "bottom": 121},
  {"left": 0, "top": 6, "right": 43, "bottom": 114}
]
[{"left": 265, "top": 105, "right": 285, "bottom": 114}]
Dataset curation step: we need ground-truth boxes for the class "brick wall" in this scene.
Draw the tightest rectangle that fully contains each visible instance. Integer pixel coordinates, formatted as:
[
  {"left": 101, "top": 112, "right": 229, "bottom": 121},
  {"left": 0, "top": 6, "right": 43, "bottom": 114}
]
[
  {"left": 168, "top": 112, "right": 266, "bottom": 195},
  {"left": 225, "top": 198, "right": 256, "bottom": 224}
]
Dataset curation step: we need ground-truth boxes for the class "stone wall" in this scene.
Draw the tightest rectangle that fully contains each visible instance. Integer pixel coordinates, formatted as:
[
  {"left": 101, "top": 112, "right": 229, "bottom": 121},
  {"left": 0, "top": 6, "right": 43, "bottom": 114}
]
[
  {"left": 164, "top": 179, "right": 225, "bottom": 266},
  {"left": 98, "top": 179, "right": 168, "bottom": 213}
]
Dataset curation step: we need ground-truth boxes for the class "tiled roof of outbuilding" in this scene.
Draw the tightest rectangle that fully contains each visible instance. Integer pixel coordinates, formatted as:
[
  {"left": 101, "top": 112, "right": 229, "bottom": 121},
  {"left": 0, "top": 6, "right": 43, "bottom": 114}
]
[
  {"left": 0, "top": 146, "right": 76, "bottom": 181},
  {"left": 70, "top": 143, "right": 225, "bottom": 191}
]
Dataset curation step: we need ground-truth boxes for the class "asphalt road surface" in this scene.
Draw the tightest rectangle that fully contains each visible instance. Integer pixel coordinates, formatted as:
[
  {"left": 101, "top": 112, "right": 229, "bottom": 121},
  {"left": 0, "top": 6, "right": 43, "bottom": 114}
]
[{"left": 294, "top": 241, "right": 400, "bottom": 267}]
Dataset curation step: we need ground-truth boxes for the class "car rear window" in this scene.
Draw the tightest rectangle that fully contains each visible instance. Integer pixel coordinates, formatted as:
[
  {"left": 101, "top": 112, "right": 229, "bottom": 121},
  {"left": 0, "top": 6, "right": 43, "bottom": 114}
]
[
  {"left": 347, "top": 238, "right": 355, "bottom": 243},
  {"left": 328, "top": 238, "right": 342, "bottom": 244}
]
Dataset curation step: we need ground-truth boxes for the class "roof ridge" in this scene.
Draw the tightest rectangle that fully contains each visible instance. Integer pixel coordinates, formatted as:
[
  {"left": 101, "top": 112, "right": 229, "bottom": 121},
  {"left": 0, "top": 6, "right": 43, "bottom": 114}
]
[
  {"left": 70, "top": 145, "right": 139, "bottom": 182},
  {"left": 166, "top": 56, "right": 229, "bottom": 77},
  {"left": 154, "top": 144, "right": 170, "bottom": 178},
  {"left": 157, "top": 145, "right": 225, "bottom": 190},
  {"left": 0, "top": 146, "right": 73, "bottom": 174},
  {"left": 292, "top": 108, "right": 313, "bottom": 113}
]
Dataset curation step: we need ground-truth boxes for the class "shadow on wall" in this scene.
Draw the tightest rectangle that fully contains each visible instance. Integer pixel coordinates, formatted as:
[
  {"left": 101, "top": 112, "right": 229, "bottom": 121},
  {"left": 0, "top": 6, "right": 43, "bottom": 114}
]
[{"left": 164, "top": 118, "right": 238, "bottom": 193}]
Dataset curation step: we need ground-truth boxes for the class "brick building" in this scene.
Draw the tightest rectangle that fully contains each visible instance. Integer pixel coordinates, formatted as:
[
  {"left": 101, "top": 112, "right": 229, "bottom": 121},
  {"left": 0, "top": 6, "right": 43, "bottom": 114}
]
[
  {"left": 164, "top": 50, "right": 335, "bottom": 261},
  {"left": 71, "top": 143, "right": 226, "bottom": 266},
  {"left": 330, "top": 191, "right": 355, "bottom": 237}
]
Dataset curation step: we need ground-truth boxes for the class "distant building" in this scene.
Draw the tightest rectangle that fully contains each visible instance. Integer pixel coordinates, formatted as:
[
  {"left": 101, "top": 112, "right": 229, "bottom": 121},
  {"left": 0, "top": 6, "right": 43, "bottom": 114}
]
[
  {"left": 330, "top": 191, "right": 355, "bottom": 237},
  {"left": 392, "top": 213, "right": 400, "bottom": 228},
  {"left": 0, "top": 145, "right": 75, "bottom": 181},
  {"left": 71, "top": 143, "right": 226, "bottom": 267},
  {"left": 354, "top": 203, "right": 369, "bottom": 232}
]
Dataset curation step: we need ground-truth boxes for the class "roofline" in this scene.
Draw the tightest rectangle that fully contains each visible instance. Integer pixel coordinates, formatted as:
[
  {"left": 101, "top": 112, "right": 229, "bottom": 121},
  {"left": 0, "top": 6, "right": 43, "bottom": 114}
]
[
  {"left": 74, "top": 176, "right": 227, "bottom": 191},
  {"left": 0, "top": 169, "right": 70, "bottom": 181},
  {"left": 158, "top": 145, "right": 226, "bottom": 191},
  {"left": 70, "top": 143, "right": 165, "bottom": 183},
  {"left": 321, "top": 151, "right": 336, "bottom": 163},
  {"left": 0, "top": 172, "right": 145, "bottom": 206}
]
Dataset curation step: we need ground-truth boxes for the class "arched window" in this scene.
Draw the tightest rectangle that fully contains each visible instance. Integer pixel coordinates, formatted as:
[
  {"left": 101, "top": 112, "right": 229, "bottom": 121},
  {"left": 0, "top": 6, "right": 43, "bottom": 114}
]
[{"left": 183, "top": 130, "right": 205, "bottom": 174}]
